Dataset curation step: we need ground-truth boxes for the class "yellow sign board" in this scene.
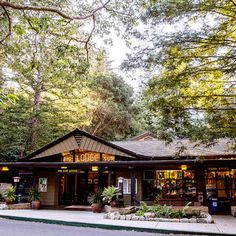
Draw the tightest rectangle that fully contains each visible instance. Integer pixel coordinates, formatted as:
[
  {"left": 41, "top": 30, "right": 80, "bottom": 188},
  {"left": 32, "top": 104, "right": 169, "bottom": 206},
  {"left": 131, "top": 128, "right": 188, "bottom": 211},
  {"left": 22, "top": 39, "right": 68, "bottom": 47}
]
[
  {"left": 102, "top": 154, "right": 115, "bottom": 162},
  {"left": 63, "top": 151, "right": 115, "bottom": 163},
  {"left": 76, "top": 152, "right": 100, "bottom": 162}
]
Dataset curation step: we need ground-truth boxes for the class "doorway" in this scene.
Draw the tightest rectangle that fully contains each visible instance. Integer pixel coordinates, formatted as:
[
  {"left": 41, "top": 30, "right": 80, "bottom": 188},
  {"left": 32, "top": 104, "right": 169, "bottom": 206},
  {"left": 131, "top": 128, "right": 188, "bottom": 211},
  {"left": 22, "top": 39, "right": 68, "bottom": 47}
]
[{"left": 59, "top": 170, "right": 115, "bottom": 205}]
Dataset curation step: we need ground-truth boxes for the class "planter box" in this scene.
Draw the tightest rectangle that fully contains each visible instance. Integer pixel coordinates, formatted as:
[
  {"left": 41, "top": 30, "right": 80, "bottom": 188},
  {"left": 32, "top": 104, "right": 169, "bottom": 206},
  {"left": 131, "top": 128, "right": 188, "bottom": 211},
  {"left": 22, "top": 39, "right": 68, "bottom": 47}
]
[{"left": 7, "top": 203, "right": 31, "bottom": 210}]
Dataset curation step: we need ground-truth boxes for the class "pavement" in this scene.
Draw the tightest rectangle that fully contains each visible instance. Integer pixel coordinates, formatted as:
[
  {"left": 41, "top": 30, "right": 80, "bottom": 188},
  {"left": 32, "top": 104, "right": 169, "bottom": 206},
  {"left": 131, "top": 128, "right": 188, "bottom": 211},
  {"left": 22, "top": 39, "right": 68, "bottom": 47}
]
[{"left": 0, "top": 210, "right": 236, "bottom": 235}]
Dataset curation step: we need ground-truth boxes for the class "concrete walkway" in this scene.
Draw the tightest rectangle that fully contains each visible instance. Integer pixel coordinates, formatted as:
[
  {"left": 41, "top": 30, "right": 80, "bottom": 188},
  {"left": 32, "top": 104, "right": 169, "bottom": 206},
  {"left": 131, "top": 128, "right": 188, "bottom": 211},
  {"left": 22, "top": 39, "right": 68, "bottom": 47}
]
[{"left": 0, "top": 210, "right": 236, "bottom": 235}]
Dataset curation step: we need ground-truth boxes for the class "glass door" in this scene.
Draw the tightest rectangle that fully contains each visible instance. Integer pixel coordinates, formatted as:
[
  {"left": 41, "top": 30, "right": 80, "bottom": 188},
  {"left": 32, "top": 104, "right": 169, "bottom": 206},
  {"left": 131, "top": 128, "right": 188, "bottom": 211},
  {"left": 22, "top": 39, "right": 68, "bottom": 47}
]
[{"left": 59, "top": 174, "right": 75, "bottom": 205}]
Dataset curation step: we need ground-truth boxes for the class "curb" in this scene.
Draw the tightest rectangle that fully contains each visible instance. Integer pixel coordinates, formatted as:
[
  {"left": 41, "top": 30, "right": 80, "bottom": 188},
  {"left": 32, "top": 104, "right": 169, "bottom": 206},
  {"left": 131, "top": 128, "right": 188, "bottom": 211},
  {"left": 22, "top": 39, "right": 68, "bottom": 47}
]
[{"left": 0, "top": 215, "right": 233, "bottom": 236}]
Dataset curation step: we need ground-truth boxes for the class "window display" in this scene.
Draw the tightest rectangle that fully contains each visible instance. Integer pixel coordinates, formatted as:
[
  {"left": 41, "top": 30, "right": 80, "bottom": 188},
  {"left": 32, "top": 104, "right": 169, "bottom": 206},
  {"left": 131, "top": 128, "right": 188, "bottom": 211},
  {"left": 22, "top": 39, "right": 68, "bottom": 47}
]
[
  {"left": 205, "top": 168, "right": 236, "bottom": 200},
  {"left": 143, "top": 169, "right": 196, "bottom": 201}
]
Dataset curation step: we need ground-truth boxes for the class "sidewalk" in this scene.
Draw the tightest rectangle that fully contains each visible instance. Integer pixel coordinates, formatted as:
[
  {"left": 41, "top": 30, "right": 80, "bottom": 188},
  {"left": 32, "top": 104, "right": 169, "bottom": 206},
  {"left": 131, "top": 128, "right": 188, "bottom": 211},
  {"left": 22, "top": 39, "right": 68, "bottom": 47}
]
[{"left": 0, "top": 210, "right": 236, "bottom": 235}]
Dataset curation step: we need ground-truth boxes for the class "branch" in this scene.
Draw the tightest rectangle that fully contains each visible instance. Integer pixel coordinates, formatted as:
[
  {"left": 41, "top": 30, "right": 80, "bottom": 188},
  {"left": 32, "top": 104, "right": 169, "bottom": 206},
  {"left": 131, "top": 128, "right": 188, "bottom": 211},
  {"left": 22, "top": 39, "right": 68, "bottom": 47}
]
[
  {"left": 187, "top": 107, "right": 236, "bottom": 111},
  {"left": 0, "top": 6, "right": 11, "bottom": 43},
  {"left": 179, "top": 94, "right": 236, "bottom": 98},
  {"left": 23, "top": 11, "right": 39, "bottom": 33},
  {"left": 0, "top": 0, "right": 111, "bottom": 20},
  {"left": 85, "top": 15, "right": 96, "bottom": 62},
  {"left": 229, "top": 0, "right": 236, "bottom": 7}
]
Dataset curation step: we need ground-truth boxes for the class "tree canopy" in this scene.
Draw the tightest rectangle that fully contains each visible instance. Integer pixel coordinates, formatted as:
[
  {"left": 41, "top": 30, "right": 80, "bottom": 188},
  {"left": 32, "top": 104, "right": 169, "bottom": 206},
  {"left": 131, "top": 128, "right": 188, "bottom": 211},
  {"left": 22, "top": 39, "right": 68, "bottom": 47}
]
[
  {"left": 125, "top": 0, "right": 236, "bottom": 148},
  {"left": 0, "top": 1, "right": 142, "bottom": 161},
  {"left": 1, "top": 0, "right": 236, "bottom": 162}
]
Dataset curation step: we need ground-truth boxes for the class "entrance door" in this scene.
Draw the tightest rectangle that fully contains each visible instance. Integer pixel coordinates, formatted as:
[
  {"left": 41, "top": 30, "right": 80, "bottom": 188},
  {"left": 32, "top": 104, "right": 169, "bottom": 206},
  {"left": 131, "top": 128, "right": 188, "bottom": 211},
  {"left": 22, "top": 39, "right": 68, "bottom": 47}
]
[
  {"left": 59, "top": 174, "right": 76, "bottom": 205},
  {"left": 59, "top": 170, "right": 115, "bottom": 205},
  {"left": 77, "top": 171, "right": 99, "bottom": 205}
]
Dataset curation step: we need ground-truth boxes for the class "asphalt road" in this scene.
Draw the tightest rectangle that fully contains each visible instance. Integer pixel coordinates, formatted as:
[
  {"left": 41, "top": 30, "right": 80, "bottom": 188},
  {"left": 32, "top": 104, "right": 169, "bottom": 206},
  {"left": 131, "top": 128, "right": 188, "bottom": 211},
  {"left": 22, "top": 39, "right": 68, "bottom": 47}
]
[{"left": 0, "top": 218, "right": 203, "bottom": 236}]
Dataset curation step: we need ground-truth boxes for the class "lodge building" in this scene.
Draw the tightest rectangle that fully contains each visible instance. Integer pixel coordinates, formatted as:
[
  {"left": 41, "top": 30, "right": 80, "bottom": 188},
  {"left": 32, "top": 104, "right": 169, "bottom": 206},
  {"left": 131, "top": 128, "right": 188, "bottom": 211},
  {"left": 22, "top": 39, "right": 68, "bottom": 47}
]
[{"left": 0, "top": 128, "right": 236, "bottom": 212}]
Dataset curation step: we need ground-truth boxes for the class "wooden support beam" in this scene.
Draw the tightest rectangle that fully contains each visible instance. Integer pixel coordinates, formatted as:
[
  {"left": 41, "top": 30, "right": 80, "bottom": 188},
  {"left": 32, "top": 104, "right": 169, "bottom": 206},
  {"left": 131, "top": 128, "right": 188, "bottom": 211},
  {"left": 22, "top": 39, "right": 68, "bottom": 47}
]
[{"left": 130, "top": 168, "right": 136, "bottom": 206}]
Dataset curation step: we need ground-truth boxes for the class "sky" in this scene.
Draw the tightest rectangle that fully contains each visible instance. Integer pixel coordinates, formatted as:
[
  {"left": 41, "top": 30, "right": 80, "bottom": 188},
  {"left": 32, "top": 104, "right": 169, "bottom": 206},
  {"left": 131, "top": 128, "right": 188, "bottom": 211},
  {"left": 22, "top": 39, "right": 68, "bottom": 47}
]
[
  {"left": 94, "top": 33, "right": 143, "bottom": 93},
  {"left": 95, "top": 13, "right": 217, "bottom": 94}
]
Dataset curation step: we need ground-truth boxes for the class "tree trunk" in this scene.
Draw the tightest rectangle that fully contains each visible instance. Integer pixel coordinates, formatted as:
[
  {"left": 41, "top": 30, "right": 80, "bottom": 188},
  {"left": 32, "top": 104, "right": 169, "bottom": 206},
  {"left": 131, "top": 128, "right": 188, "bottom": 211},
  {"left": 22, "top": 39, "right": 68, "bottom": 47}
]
[{"left": 26, "top": 68, "right": 43, "bottom": 152}]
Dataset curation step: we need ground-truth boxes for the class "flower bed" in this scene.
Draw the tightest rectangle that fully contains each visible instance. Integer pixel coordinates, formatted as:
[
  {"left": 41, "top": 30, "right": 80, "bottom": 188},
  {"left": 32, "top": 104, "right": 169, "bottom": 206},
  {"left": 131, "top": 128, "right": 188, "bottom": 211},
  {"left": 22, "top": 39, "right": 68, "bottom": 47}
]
[
  {"left": 104, "top": 211, "right": 213, "bottom": 223},
  {"left": 103, "top": 202, "right": 214, "bottom": 224}
]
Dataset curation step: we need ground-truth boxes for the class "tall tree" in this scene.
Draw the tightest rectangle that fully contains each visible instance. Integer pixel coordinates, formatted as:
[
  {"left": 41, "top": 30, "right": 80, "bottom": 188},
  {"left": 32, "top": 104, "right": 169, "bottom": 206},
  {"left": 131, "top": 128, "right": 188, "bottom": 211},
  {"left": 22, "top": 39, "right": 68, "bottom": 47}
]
[
  {"left": 87, "top": 73, "right": 143, "bottom": 140},
  {"left": 4, "top": 13, "right": 90, "bottom": 152}
]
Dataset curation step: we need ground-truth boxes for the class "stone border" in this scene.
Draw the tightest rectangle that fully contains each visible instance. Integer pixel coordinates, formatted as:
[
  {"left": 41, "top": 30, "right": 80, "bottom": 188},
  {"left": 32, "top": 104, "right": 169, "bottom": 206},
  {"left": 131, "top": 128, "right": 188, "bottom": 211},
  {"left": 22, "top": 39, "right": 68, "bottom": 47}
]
[
  {"left": 0, "top": 203, "right": 31, "bottom": 210},
  {"left": 104, "top": 211, "right": 214, "bottom": 224}
]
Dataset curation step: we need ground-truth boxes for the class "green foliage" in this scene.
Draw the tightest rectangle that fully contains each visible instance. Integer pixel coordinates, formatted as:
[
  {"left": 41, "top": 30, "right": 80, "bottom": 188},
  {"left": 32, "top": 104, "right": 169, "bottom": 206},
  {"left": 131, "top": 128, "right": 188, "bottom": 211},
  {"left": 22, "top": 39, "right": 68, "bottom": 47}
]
[
  {"left": 3, "top": 186, "right": 16, "bottom": 202},
  {"left": 89, "top": 190, "right": 103, "bottom": 205},
  {"left": 102, "top": 185, "right": 121, "bottom": 204},
  {"left": 0, "top": 10, "right": 143, "bottom": 161},
  {"left": 87, "top": 74, "right": 142, "bottom": 140},
  {"left": 0, "top": 91, "right": 17, "bottom": 109},
  {"left": 27, "top": 188, "right": 41, "bottom": 202},
  {"left": 125, "top": 0, "right": 236, "bottom": 149},
  {"left": 135, "top": 201, "right": 202, "bottom": 219}
]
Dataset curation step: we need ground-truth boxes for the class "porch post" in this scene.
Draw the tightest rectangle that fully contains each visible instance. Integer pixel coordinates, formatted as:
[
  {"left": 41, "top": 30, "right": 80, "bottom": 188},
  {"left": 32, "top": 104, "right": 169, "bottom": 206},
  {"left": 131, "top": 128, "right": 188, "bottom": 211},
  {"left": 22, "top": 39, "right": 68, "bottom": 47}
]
[
  {"left": 195, "top": 162, "right": 205, "bottom": 205},
  {"left": 98, "top": 169, "right": 103, "bottom": 189},
  {"left": 74, "top": 174, "right": 78, "bottom": 203},
  {"left": 130, "top": 167, "right": 136, "bottom": 206},
  {"left": 108, "top": 170, "right": 112, "bottom": 186}
]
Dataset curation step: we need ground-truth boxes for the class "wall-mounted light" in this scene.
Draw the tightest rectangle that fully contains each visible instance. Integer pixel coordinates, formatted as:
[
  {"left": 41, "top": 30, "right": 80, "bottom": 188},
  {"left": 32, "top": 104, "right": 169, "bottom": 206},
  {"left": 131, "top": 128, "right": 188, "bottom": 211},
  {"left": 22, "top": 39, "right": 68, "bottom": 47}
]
[
  {"left": 61, "top": 166, "right": 67, "bottom": 169},
  {"left": 118, "top": 177, "right": 124, "bottom": 183},
  {"left": 181, "top": 165, "right": 187, "bottom": 170},
  {"left": 13, "top": 176, "right": 21, "bottom": 183},
  {"left": 1, "top": 166, "right": 9, "bottom": 172},
  {"left": 92, "top": 166, "right": 99, "bottom": 171}
]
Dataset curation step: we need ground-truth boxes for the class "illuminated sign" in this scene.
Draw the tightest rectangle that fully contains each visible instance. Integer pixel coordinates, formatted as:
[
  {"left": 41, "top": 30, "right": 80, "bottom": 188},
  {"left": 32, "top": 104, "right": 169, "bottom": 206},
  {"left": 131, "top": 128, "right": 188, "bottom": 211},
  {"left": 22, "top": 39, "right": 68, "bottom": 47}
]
[
  {"left": 102, "top": 154, "right": 115, "bottom": 162},
  {"left": 76, "top": 152, "right": 100, "bottom": 162},
  {"left": 92, "top": 166, "right": 99, "bottom": 171},
  {"left": 58, "top": 169, "right": 79, "bottom": 173},
  {"left": 63, "top": 151, "right": 115, "bottom": 163}
]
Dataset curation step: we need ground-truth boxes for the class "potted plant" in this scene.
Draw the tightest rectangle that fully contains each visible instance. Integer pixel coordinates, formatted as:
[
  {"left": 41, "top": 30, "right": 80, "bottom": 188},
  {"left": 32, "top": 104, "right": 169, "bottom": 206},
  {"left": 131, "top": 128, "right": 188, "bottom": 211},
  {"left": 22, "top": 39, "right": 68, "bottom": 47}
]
[
  {"left": 3, "top": 186, "right": 16, "bottom": 204},
  {"left": 89, "top": 190, "right": 103, "bottom": 213},
  {"left": 27, "top": 188, "right": 41, "bottom": 209},
  {"left": 102, "top": 185, "right": 121, "bottom": 207}
]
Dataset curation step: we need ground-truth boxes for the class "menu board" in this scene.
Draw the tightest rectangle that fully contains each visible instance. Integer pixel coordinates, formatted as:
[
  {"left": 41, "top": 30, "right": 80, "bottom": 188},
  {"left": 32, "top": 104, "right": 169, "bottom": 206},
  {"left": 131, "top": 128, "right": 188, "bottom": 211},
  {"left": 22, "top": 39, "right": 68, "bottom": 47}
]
[{"left": 38, "top": 178, "right": 47, "bottom": 192}]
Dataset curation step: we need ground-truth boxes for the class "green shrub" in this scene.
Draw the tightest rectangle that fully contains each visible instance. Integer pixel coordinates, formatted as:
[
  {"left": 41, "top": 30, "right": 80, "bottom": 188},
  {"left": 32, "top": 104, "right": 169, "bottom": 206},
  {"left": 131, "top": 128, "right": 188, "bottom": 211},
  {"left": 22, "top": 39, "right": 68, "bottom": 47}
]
[
  {"left": 89, "top": 190, "right": 103, "bottom": 205},
  {"left": 102, "top": 186, "right": 120, "bottom": 204},
  {"left": 134, "top": 201, "right": 202, "bottom": 219},
  {"left": 3, "top": 186, "right": 16, "bottom": 202},
  {"left": 27, "top": 188, "right": 40, "bottom": 202}
]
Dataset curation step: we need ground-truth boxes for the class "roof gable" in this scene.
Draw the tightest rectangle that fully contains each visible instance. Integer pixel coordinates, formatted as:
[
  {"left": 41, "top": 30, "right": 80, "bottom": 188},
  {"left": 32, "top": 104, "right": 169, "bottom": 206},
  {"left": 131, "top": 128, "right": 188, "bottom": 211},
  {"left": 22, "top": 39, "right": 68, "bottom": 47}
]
[
  {"left": 129, "top": 132, "right": 156, "bottom": 141},
  {"left": 26, "top": 128, "right": 136, "bottom": 161}
]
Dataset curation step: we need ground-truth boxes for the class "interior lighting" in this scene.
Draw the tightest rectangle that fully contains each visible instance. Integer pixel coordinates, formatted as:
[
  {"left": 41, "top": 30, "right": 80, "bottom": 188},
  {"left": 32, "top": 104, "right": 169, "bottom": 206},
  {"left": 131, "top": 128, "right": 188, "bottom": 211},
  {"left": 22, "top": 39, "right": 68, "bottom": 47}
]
[
  {"left": 1, "top": 166, "right": 9, "bottom": 172},
  {"left": 92, "top": 166, "right": 99, "bottom": 171},
  {"left": 181, "top": 165, "right": 187, "bottom": 170}
]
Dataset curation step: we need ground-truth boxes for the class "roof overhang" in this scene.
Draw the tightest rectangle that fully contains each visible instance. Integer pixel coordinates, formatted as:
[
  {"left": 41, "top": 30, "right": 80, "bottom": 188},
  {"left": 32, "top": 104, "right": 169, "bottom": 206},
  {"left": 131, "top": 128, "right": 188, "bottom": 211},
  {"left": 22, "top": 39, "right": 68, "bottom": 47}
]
[
  {"left": 23, "top": 128, "right": 140, "bottom": 161},
  {"left": 2, "top": 159, "right": 236, "bottom": 169}
]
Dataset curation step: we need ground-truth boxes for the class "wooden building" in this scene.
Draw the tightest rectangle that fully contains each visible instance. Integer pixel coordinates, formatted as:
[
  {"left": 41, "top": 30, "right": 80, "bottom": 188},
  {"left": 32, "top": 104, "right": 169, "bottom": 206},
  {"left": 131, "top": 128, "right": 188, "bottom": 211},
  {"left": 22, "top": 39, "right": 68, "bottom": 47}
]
[{"left": 0, "top": 128, "right": 236, "bottom": 211}]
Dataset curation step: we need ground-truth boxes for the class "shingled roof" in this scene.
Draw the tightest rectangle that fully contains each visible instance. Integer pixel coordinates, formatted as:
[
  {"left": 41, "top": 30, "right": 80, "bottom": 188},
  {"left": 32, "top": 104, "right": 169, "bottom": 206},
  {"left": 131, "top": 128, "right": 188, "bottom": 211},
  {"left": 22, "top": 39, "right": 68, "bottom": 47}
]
[{"left": 111, "top": 139, "right": 236, "bottom": 158}]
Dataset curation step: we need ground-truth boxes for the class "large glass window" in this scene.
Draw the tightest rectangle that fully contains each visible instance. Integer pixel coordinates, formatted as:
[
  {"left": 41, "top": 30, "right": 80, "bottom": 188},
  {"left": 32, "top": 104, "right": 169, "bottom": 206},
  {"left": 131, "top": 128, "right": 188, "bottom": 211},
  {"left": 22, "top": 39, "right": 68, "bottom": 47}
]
[
  {"left": 205, "top": 168, "right": 236, "bottom": 200},
  {"left": 143, "top": 169, "right": 196, "bottom": 201}
]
